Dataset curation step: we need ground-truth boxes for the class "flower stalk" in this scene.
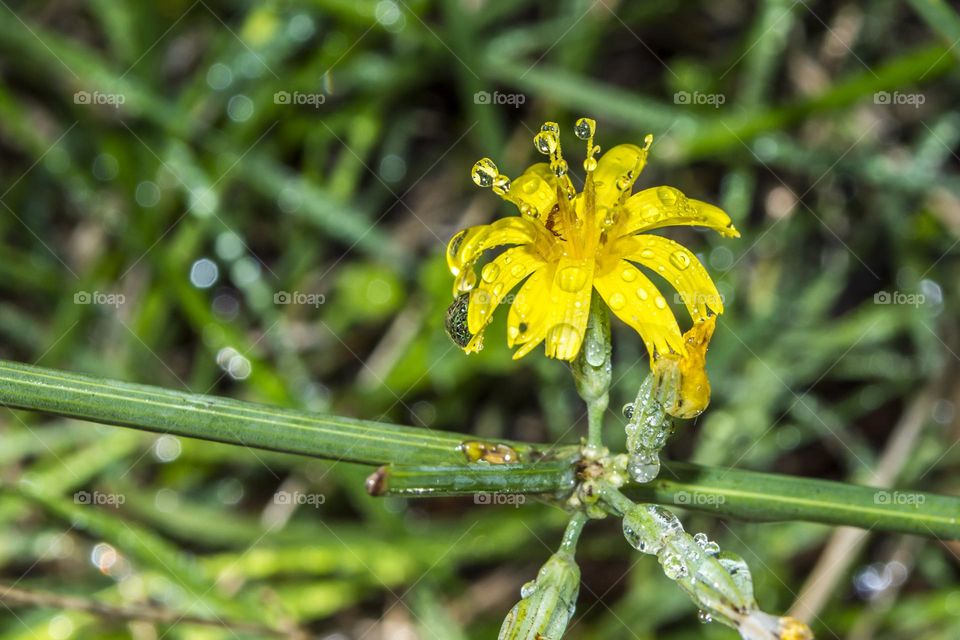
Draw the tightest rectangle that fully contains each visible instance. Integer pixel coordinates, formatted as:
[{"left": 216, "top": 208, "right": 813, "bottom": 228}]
[{"left": 571, "top": 295, "right": 612, "bottom": 447}]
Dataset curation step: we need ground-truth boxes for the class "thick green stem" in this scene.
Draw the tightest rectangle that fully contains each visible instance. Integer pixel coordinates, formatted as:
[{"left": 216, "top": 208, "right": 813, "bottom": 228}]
[
  {"left": 572, "top": 297, "right": 612, "bottom": 446},
  {"left": 0, "top": 359, "right": 534, "bottom": 467},
  {"left": 0, "top": 359, "right": 958, "bottom": 538},
  {"left": 367, "top": 460, "right": 577, "bottom": 497}
]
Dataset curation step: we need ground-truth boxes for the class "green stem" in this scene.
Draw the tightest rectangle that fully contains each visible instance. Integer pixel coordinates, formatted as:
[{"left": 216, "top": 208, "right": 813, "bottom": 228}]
[
  {"left": 627, "top": 461, "right": 960, "bottom": 540},
  {"left": 572, "top": 296, "right": 612, "bottom": 447},
  {"left": 367, "top": 460, "right": 577, "bottom": 497},
  {"left": 559, "top": 512, "right": 588, "bottom": 555},
  {"left": 0, "top": 359, "right": 958, "bottom": 539},
  {"left": 0, "top": 359, "right": 535, "bottom": 467}
]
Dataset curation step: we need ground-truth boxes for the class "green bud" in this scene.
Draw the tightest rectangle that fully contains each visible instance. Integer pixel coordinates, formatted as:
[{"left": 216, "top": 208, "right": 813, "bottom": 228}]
[{"left": 498, "top": 552, "right": 580, "bottom": 640}]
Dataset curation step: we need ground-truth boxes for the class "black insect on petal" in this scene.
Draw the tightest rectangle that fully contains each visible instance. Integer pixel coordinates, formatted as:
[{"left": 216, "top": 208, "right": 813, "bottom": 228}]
[{"left": 444, "top": 293, "right": 473, "bottom": 348}]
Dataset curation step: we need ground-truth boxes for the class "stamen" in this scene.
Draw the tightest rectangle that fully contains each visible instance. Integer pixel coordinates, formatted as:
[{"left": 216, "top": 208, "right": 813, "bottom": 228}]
[
  {"left": 472, "top": 157, "right": 513, "bottom": 198},
  {"left": 614, "top": 133, "right": 655, "bottom": 206},
  {"left": 574, "top": 117, "right": 599, "bottom": 173},
  {"left": 533, "top": 122, "right": 578, "bottom": 233}
]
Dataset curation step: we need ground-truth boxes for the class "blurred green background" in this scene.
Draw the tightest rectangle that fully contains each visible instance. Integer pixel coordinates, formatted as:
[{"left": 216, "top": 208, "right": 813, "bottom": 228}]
[{"left": 1, "top": 0, "right": 959, "bottom": 638}]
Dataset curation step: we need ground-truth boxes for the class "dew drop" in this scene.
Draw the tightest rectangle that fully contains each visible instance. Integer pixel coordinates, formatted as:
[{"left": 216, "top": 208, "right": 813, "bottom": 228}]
[
  {"left": 628, "top": 455, "right": 660, "bottom": 483},
  {"left": 510, "top": 264, "right": 526, "bottom": 277},
  {"left": 585, "top": 339, "right": 606, "bottom": 367},
  {"left": 534, "top": 131, "right": 558, "bottom": 155},
  {"left": 609, "top": 292, "right": 626, "bottom": 310},
  {"left": 557, "top": 266, "right": 588, "bottom": 292},
  {"left": 657, "top": 186, "right": 678, "bottom": 206},
  {"left": 521, "top": 178, "right": 540, "bottom": 194},
  {"left": 481, "top": 262, "right": 500, "bottom": 283},
  {"left": 622, "top": 402, "right": 635, "bottom": 419},
  {"left": 492, "top": 174, "right": 511, "bottom": 195},
  {"left": 583, "top": 156, "right": 598, "bottom": 172},
  {"left": 669, "top": 251, "right": 691, "bottom": 270},
  {"left": 574, "top": 117, "right": 595, "bottom": 140},
  {"left": 662, "top": 552, "right": 688, "bottom": 580},
  {"left": 621, "top": 268, "right": 637, "bottom": 282},
  {"left": 640, "top": 249, "right": 654, "bottom": 259},
  {"left": 654, "top": 296, "right": 667, "bottom": 309},
  {"left": 697, "top": 610, "right": 713, "bottom": 624},
  {"left": 520, "top": 580, "right": 537, "bottom": 598},
  {"left": 636, "top": 287, "right": 649, "bottom": 301},
  {"left": 471, "top": 158, "right": 498, "bottom": 188}
]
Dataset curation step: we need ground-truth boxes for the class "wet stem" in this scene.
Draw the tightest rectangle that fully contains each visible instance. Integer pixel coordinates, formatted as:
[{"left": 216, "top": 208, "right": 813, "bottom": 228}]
[
  {"left": 572, "top": 295, "right": 613, "bottom": 448},
  {"left": 1, "top": 358, "right": 959, "bottom": 539}
]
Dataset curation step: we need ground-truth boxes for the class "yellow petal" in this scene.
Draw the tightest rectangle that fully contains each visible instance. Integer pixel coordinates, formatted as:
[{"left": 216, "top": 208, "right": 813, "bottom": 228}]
[
  {"left": 446, "top": 217, "right": 541, "bottom": 295},
  {"left": 652, "top": 316, "right": 715, "bottom": 419},
  {"left": 542, "top": 257, "right": 595, "bottom": 361},
  {"left": 593, "top": 259, "right": 684, "bottom": 357},
  {"left": 592, "top": 144, "right": 649, "bottom": 208},
  {"left": 466, "top": 246, "right": 544, "bottom": 336},
  {"left": 614, "top": 234, "right": 723, "bottom": 321},
  {"left": 510, "top": 163, "right": 558, "bottom": 221},
  {"left": 507, "top": 267, "right": 552, "bottom": 359},
  {"left": 619, "top": 186, "right": 739, "bottom": 238}
]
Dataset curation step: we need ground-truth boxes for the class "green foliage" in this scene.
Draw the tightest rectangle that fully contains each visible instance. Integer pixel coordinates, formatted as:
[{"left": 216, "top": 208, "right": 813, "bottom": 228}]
[{"left": 0, "top": 0, "right": 959, "bottom": 638}]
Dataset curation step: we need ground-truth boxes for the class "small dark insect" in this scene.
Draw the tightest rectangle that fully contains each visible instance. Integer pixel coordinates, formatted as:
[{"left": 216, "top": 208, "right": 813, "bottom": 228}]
[{"left": 444, "top": 293, "right": 473, "bottom": 348}]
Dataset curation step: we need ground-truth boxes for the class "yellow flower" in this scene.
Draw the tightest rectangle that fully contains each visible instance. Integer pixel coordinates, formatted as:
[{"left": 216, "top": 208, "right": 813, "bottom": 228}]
[{"left": 445, "top": 119, "right": 738, "bottom": 362}]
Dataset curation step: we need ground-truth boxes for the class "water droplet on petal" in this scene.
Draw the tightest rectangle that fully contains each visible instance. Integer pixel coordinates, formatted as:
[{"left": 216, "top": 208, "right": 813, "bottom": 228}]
[
  {"left": 510, "top": 264, "right": 526, "bottom": 277},
  {"left": 654, "top": 296, "right": 667, "bottom": 309},
  {"left": 521, "top": 177, "right": 540, "bottom": 194},
  {"left": 557, "top": 266, "right": 588, "bottom": 292},
  {"left": 622, "top": 402, "right": 635, "bottom": 419},
  {"left": 481, "top": 262, "right": 500, "bottom": 283},
  {"left": 621, "top": 268, "right": 637, "bottom": 282},
  {"left": 669, "top": 250, "right": 691, "bottom": 270},
  {"left": 640, "top": 249, "right": 654, "bottom": 259},
  {"left": 609, "top": 292, "right": 626, "bottom": 310},
  {"left": 697, "top": 610, "right": 713, "bottom": 624},
  {"left": 657, "top": 186, "right": 678, "bottom": 206},
  {"left": 636, "top": 287, "right": 649, "bottom": 301}
]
